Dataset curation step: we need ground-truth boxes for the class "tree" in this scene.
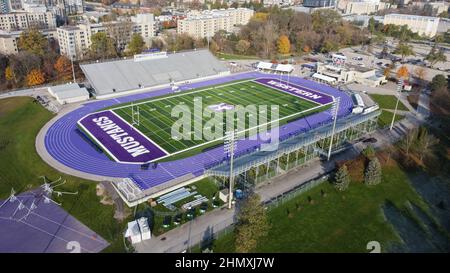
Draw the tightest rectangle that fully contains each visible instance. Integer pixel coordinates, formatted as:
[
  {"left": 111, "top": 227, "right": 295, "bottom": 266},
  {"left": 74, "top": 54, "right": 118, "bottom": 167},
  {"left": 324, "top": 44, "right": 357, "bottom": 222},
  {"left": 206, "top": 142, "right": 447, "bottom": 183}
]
[
  {"left": 26, "top": 68, "right": 45, "bottom": 86},
  {"left": 54, "top": 56, "right": 72, "bottom": 81},
  {"left": 127, "top": 33, "right": 145, "bottom": 56},
  {"left": 415, "top": 127, "right": 439, "bottom": 162},
  {"left": 334, "top": 165, "right": 350, "bottom": 191},
  {"left": 5, "top": 66, "right": 15, "bottom": 82},
  {"left": 277, "top": 35, "right": 290, "bottom": 54},
  {"left": 311, "top": 9, "right": 341, "bottom": 35},
  {"left": 430, "top": 74, "right": 448, "bottom": 92},
  {"left": 259, "top": 21, "right": 277, "bottom": 58},
  {"left": 362, "top": 145, "right": 376, "bottom": 159},
  {"left": 105, "top": 20, "right": 133, "bottom": 52},
  {"left": 413, "top": 67, "right": 427, "bottom": 87},
  {"left": 235, "top": 193, "right": 270, "bottom": 253},
  {"left": 400, "top": 128, "right": 418, "bottom": 156},
  {"left": 321, "top": 39, "right": 339, "bottom": 53},
  {"left": 364, "top": 157, "right": 382, "bottom": 186},
  {"left": 396, "top": 65, "right": 409, "bottom": 79},
  {"left": 394, "top": 43, "right": 414, "bottom": 61},
  {"left": 383, "top": 67, "right": 391, "bottom": 78},
  {"left": 368, "top": 17, "right": 376, "bottom": 33},
  {"left": 235, "top": 39, "right": 250, "bottom": 54},
  {"left": 425, "top": 47, "right": 447, "bottom": 68},
  {"left": 88, "top": 32, "right": 117, "bottom": 60},
  {"left": 17, "top": 29, "right": 48, "bottom": 56}
]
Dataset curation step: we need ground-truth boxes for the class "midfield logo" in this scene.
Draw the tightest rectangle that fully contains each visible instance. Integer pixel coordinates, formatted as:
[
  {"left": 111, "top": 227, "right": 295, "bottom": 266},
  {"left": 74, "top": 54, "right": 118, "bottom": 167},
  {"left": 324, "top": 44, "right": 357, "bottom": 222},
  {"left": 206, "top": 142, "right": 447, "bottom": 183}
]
[{"left": 171, "top": 97, "right": 280, "bottom": 151}]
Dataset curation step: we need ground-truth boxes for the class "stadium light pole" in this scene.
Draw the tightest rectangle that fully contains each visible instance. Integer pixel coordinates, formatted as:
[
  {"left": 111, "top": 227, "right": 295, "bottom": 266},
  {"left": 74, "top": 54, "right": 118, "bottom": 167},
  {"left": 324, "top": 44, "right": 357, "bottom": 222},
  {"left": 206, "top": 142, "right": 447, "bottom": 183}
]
[
  {"left": 327, "top": 97, "right": 340, "bottom": 161},
  {"left": 224, "top": 130, "right": 237, "bottom": 209},
  {"left": 390, "top": 79, "right": 403, "bottom": 131}
]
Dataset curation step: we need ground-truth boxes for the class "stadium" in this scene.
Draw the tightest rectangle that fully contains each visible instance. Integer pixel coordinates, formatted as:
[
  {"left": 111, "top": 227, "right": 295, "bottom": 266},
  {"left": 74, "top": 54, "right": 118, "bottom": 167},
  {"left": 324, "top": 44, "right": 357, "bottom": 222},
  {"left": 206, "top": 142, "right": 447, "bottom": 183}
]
[{"left": 38, "top": 50, "right": 381, "bottom": 207}]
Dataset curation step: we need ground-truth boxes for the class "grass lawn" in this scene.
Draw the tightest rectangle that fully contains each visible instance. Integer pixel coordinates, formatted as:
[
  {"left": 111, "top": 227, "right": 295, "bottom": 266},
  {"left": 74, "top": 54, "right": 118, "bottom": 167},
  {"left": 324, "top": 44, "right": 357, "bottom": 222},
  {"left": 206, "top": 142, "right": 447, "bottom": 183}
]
[
  {"left": 0, "top": 97, "right": 128, "bottom": 252},
  {"left": 369, "top": 94, "right": 409, "bottom": 111},
  {"left": 210, "top": 163, "right": 430, "bottom": 253},
  {"left": 377, "top": 110, "right": 405, "bottom": 128},
  {"left": 216, "top": 52, "right": 259, "bottom": 60}
]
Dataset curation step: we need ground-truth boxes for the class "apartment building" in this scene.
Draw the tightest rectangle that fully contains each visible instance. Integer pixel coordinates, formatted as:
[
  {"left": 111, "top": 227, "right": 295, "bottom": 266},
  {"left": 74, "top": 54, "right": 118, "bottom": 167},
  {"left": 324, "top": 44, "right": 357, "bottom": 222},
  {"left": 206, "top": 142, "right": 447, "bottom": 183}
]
[
  {"left": 344, "top": 0, "right": 392, "bottom": 15},
  {"left": 58, "top": 13, "right": 156, "bottom": 60},
  {"left": 177, "top": 8, "right": 254, "bottom": 39},
  {"left": 0, "top": 28, "right": 57, "bottom": 54},
  {"left": 383, "top": 13, "right": 441, "bottom": 37},
  {"left": 0, "top": 11, "right": 56, "bottom": 31}
]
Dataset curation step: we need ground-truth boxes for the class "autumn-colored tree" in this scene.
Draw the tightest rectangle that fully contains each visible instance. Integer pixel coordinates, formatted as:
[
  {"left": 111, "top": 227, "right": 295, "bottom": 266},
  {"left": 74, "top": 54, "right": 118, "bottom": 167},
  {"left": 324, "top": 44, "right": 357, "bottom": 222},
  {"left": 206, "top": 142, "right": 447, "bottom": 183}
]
[
  {"left": 277, "top": 35, "right": 290, "bottom": 55},
  {"left": 26, "top": 69, "right": 45, "bottom": 86},
  {"left": 5, "top": 66, "right": 15, "bottom": 82},
  {"left": 396, "top": 65, "right": 409, "bottom": 79},
  {"left": 54, "top": 56, "right": 72, "bottom": 81},
  {"left": 17, "top": 29, "right": 48, "bottom": 56},
  {"left": 252, "top": 12, "right": 269, "bottom": 22},
  {"left": 383, "top": 67, "right": 391, "bottom": 78},
  {"left": 302, "top": 45, "right": 311, "bottom": 53},
  {"left": 414, "top": 67, "right": 427, "bottom": 87}
]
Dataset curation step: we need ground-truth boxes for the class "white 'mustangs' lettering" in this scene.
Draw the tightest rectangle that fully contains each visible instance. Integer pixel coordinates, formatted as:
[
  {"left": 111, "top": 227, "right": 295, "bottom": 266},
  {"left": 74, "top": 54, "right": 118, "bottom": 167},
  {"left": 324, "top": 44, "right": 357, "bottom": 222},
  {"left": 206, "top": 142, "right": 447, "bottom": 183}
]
[{"left": 90, "top": 116, "right": 150, "bottom": 157}]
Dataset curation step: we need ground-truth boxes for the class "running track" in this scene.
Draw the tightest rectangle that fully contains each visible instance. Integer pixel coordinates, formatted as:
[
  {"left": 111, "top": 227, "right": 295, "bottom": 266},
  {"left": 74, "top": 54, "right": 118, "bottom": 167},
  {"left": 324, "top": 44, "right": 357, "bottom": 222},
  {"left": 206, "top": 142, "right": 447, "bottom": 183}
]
[{"left": 43, "top": 72, "right": 353, "bottom": 190}]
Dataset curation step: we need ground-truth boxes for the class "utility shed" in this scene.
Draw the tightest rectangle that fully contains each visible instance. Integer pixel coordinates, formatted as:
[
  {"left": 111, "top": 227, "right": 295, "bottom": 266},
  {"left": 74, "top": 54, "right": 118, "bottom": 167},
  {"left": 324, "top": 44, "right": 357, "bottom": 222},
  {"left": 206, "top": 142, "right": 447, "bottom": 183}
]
[{"left": 48, "top": 83, "right": 89, "bottom": 104}]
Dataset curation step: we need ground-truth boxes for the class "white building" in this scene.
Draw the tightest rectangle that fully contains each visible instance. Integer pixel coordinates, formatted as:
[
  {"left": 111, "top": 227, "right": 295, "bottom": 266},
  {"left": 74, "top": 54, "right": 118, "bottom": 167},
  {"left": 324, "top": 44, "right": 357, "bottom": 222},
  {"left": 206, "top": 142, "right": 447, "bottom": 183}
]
[
  {"left": 383, "top": 13, "right": 441, "bottom": 37},
  {"left": 177, "top": 8, "right": 254, "bottom": 38},
  {"left": 124, "top": 217, "right": 151, "bottom": 244},
  {"left": 0, "top": 28, "right": 56, "bottom": 54},
  {"left": 344, "top": 0, "right": 392, "bottom": 15},
  {"left": 0, "top": 11, "right": 56, "bottom": 31},
  {"left": 314, "top": 60, "right": 386, "bottom": 87},
  {"left": 57, "top": 14, "right": 156, "bottom": 60},
  {"left": 47, "top": 83, "right": 89, "bottom": 104}
]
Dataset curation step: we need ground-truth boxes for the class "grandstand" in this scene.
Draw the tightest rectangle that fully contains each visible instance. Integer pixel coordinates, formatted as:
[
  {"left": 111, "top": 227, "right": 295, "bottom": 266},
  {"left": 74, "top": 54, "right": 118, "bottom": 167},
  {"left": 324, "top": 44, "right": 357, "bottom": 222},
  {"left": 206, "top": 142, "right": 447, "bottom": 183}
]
[{"left": 80, "top": 49, "right": 230, "bottom": 99}]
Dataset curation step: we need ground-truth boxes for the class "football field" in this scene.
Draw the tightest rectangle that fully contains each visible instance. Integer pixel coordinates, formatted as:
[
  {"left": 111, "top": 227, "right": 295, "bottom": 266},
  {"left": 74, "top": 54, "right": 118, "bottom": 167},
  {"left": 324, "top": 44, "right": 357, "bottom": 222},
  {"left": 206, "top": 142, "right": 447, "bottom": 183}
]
[
  {"left": 78, "top": 78, "right": 334, "bottom": 163},
  {"left": 114, "top": 79, "right": 327, "bottom": 153}
]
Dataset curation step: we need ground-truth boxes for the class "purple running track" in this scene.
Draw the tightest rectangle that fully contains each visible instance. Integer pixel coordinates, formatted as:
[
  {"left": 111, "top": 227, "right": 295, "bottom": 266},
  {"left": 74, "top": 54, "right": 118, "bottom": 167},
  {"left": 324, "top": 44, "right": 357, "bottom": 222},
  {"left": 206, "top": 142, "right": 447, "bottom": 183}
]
[{"left": 44, "top": 72, "right": 353, "bottom": 190}]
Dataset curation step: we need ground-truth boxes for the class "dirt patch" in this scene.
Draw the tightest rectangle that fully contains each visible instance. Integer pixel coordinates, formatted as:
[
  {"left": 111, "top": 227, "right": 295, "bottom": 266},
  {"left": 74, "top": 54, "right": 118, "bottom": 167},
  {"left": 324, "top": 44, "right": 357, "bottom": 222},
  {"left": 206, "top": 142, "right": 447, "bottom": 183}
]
[
  {"left": 96, "top": 184, "right": 114, "bottom": 206},
  {"left": 337, "top": 155, "right": 366, "bottom": 183}
]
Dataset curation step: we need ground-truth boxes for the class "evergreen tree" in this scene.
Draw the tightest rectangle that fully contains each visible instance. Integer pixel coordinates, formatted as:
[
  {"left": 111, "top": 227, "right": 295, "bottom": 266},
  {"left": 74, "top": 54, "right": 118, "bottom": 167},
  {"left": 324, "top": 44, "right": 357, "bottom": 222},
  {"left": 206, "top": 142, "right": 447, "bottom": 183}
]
[
  {"left": 364, "top": 157, "right": 382, "bottom": 186},
  {"left": 334, "top": 165, "right": 350, "bottom": 191}
]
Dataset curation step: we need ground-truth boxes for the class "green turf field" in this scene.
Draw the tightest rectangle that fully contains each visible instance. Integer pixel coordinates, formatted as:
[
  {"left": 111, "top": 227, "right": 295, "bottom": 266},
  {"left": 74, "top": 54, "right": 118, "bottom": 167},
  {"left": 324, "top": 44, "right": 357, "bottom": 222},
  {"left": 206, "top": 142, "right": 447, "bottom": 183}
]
[{"left": 111, "top": 79, "right": 325, "bottom": 155}]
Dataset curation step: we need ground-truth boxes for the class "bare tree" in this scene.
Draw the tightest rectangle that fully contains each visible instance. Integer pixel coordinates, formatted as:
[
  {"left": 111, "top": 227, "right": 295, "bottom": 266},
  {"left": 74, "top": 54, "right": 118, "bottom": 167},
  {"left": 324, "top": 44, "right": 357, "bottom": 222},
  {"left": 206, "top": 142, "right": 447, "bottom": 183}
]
[{"left": 105, "top": 20, "right": 134, "bottom": 53}]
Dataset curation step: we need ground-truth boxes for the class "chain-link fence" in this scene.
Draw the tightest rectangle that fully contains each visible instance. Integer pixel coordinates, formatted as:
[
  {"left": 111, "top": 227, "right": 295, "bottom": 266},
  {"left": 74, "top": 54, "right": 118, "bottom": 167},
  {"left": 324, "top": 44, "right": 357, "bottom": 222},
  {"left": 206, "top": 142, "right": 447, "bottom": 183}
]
[{"left": 264, "top": 173, "right": 331, "bottom": 209}]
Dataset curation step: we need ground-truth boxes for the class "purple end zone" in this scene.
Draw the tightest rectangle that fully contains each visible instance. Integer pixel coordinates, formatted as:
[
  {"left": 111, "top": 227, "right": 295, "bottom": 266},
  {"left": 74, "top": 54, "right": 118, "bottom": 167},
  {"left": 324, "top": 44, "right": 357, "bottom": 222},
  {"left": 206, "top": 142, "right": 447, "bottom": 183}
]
[
  {"left": 255, "top": 78, "right": 334, "bottom": 105},
  {"left": 78, "top": 110, "right": 167, "bottom": 163}
]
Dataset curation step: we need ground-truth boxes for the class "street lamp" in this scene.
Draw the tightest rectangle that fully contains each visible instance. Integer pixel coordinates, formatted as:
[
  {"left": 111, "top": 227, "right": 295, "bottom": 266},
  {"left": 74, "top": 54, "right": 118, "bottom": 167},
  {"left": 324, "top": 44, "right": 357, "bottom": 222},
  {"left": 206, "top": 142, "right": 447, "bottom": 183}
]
[
  {"left": 224, "top": 130, "right": 237, "bottom": 209},
  {"left": 390, "top": 79, "right": 403, "bottom": 131},
  {"left": 327, "top": 97, "right": 340, "bottom": 161}
]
